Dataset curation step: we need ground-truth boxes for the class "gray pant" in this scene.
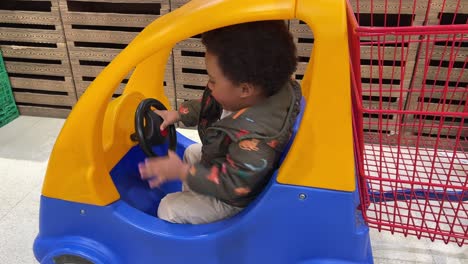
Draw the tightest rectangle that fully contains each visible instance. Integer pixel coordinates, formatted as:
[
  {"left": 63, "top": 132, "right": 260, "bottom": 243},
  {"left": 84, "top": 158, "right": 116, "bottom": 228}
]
[{"left": 157, "top": 143, "right": 242, "bottom": 224}]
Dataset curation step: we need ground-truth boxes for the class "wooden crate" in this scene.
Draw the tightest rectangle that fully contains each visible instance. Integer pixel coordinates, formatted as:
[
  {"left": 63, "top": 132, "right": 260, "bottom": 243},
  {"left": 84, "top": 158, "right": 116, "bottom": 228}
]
[
  {"left": 58, "top": 0, "right": 174, "bottom": 104},
  {"left": 427, "top": 0, "right": 467, "bottom": 25},
  {"left": 360, "top": 88, "right": 409, "bottom": 132},
  {"left": 401, "top": 93, "right": 467, "bottom": 140},
  {"left": 0, "top": 0, "right": 76, "bottom": 118},
  {"left": 410, "top": 34, "right": 467, "bottom": 89},
  {"left": 359, "top": 35, "right": 421, "bottom": 135},
  {"left": 404, "top": 34, "right": 467, "bottom": 139},
  {"left": 172, "top": 46, "right": 206, "bottom": 107},
  {"left": 349, "top": 0, "right": 429, "bottom": 28},
  {"left": 170, "top": 0, "right": 190, "bottom": 9},
  {"left": 288, "top": 19, "right": 313, "bottom": 81},
  {"left": 175, "top": 35, "right": 204, "bottom": 52},
  {"left": 69, "top": 49, "right": 174, "bottom": 97}
]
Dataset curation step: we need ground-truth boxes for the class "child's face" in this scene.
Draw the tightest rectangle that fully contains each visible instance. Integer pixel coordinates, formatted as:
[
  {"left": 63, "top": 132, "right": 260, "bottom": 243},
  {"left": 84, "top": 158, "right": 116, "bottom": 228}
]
[{"left": 205, "top": 51, "right": 244, "bottom": 111}]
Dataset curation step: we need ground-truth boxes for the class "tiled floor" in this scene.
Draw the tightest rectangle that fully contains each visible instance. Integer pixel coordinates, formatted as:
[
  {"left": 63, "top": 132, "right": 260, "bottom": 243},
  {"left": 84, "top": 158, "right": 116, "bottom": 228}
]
[{"left": 0, "top": 116, "right": 466, "bottom": 264}]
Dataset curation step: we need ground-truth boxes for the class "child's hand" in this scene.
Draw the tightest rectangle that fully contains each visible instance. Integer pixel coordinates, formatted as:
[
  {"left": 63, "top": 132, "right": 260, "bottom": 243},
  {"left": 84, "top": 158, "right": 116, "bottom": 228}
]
[
  {"left": 153, "top": 109, "right": 180, "bottom": 130},
  {"left": 138, "top": 150, "right": 190, "bottom": 188}
]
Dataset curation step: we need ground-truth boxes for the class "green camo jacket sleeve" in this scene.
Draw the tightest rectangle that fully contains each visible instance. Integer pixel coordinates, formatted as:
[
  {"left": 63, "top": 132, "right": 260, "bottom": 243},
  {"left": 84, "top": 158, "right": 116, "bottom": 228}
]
[
  {"left": 185, "top": 136, "right": 278, "bottom": 204},
  {"left": 178, "top": 99, "right": 201, "bottom": 127}
]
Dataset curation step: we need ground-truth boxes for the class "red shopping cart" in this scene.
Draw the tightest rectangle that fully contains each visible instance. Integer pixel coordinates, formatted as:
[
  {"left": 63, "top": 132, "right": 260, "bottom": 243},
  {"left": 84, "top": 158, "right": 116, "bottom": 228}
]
[{"left": 349, "top": 0, "right": 467, "bottom": 246}]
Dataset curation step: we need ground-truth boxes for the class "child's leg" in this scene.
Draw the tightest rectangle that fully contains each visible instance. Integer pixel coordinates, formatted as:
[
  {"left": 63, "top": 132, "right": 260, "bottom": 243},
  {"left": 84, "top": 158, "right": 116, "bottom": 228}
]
[
  {"left": 158, "top": 142, "right": 242, "bottom": 224},
  {"left": 183, "top": 143, "right": 202, "bottom": 164},
  {"left": 182, "top": 143, "right": 202, "bottom": 191},
  {"left": 158, "top": 191, "right": 242, "bottom": 224}
]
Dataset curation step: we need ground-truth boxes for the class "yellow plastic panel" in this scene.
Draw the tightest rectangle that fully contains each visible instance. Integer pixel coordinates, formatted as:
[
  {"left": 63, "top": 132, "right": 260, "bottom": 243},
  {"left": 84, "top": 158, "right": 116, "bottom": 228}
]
[
  {"left": 102, "top": 92, "right": 145, "bottom": 170},
  {"left": 277, "top": 0, "right": 355, "bottom": 191},
  {"left": 42, "top": 0, "right": 296, "bottom": 206},
  {"left": 101, "top": 50, "right": 173, "bottom": 171}
]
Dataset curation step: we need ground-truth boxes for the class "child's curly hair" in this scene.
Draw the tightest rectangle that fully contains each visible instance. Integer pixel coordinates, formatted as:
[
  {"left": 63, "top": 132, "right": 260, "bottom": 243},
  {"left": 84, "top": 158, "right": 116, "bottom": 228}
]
[{"left": 202, "top": 20, "right": 297, "bottom": 96}]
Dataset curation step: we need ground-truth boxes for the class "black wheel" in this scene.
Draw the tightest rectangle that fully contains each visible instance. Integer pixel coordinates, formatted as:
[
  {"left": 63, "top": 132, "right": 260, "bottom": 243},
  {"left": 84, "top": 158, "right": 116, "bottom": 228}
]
[{"left": 133, "top": 98, "right": 177, "bottom": 157}]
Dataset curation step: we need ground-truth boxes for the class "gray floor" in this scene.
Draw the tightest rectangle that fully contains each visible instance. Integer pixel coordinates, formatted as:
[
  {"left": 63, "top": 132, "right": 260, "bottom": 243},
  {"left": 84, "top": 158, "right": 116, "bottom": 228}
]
[{"left": 0, "top": 116, "right": 466, "bottom": 264}]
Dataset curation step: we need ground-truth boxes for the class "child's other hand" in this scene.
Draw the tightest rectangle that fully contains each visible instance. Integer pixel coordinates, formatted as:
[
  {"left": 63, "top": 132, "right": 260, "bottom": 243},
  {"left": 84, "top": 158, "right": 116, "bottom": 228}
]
[
  {"left": 153, "top": 109, "right": 180, "bottom": 130},
  {"left": 138, "top": 150, "right": 190, "bottom": 188}
]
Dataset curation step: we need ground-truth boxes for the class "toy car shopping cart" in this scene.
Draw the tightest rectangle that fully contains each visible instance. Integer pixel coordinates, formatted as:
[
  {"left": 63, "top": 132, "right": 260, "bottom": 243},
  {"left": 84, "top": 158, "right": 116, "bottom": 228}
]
[{"left": 33, "top": 0, "right": 467, "bottom": 263}]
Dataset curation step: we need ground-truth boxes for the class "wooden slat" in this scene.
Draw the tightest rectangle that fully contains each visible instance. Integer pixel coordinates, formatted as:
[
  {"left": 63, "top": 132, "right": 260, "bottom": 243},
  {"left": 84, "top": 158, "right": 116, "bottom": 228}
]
[
  {"left": 61, "top": 12, "right": 157, "bottom": 27},
  {"left": 68, "top": 47, "right": 120, "bottom": 61},
  {"left": 289, "top": 20, "right": 313, "bottom": 39},
  {"left": 349, "top": 0, "right": 430, "bottom": 16},
  {"left": 0, "top": 27, "right": 65, "bottom": 43},
  {"left": 5, "top": 61, "right": 71, "bottom": 77},
  {"left": 70, "top": 60, "right": 172, "bottom": 78},
  {"left": 428, "top": 44, "right": 468, "bottom": 62},
  {"left": 413, "top": 66, "right": 467, "bottom": 83},
  {"left": 0, "top": 10, "right": 60, "bottom": 25},
  {"left": 64, "top": 26, "right": 138, "bottom": 43},
  {"left": 293, "top": 62, "right": 308, "bottom": 81},
  {"left": 174, "top": 72, "right": 208, "bottom": 86},
  {"left": 361, "top": 95, "right": 408, "bottom": 110},
  {"left": 71, "top": 64, "right": 107, "bottom": 77},
  {"left": 173, "top": 57, "right": 205, "bottom": 69},
  {"left": 9, "top": 76, "right": 75, "bottom": 93},
  {"left": 406, "top": 99, "right": 466, "bottom": 113},
  {"left": 74, "top": 66, "right": 174, "bottom": 97},
  {"left": 0, "top": 44, "right": 67, "bottom": 60},
  {"left": 17, "top": 105, "right": 71, "bottom": 118},
  {"left": 428, "top": 0, "right": 467, "bottom": 25},
  {"left": 363, "top": 118, "right": 401, "bottom": 133},
  {"left": 60, "top": 0, "right": 170, "bottom": 13},
  {"left": 360, "top": 61, "right": 416, "bottom": 80},
  {"left": 170, "top": 0, "right": 191, "bottom": 9},
  {"left": 294, "top": 41, "right": 313, "bottom": 58},
  {"left": 14, "top": 92, "right": 76, "bottom": 106},
  {"left": 359, "top": 43, "right": 419, "bottom": 61},
  {"left": 403, "top": 118, "right": 467, "bottom": 138},
  {"left": 175, "top": 86, "right": 204, "bottom": 101},
  {"left": 417, "top": 36, "right": 467, "bottom": 62},
  {"left": 175, "top": 38, "right": 204, "bottom": 51}
]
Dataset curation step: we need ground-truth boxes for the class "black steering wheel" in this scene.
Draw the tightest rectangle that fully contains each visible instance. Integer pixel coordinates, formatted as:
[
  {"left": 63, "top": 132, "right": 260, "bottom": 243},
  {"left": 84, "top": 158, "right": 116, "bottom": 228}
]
[{"left": 132, "top": 98, "right": 177, "bottom": 157}]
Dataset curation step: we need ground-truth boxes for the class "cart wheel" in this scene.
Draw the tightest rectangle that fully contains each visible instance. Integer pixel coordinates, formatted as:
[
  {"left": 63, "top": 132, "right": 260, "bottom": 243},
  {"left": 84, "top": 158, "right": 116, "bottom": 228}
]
[{"left": 53, "top": 255, "right": 93, "bottom": 264}]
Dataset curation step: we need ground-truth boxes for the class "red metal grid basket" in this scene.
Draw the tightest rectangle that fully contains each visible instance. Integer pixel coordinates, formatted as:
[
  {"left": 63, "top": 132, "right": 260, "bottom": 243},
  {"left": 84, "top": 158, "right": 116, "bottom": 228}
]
[{"left": 348, "top": 0, "right": 467, "bottom": 246}]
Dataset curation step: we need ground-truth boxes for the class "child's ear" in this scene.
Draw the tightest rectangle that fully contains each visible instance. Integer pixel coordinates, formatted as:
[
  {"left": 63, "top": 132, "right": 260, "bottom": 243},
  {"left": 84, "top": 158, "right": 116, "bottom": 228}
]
[{"left": 240, "top": 83, "right": 256, "bottom": 98}]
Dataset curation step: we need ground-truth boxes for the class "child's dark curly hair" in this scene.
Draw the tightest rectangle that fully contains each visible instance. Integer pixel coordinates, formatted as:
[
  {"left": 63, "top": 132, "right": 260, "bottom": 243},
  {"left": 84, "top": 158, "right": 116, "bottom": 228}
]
[{"left": 202, "top": 20, "right": 297, "bottom": 96}]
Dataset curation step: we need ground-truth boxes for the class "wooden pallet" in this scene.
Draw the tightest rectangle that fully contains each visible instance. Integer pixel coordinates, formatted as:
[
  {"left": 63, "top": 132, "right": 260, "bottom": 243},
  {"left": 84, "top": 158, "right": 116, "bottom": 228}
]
[
  {"left": 175, "top": 35, "right": 204, "bottom": 52},
  {"left": 349, "top": 0, "right": 429, "bottom": 28},
  {"left": 359, "top": 35, "right": 422, "bottom": 135},
  {"left": 0, "top": 0, "right": 76, "bottom": 118},
  {"left": 58, "top": 0, "right": 174, "bottom": 103},
  {"left": 402, "top": 97, "right": 467, "bottom": 140},
  {"left": 288, "top": 19, "right": 313, "bottom": 81},
  {"left": 170, "top": 0, "right": 190, "bottom": 9},
  {"left": 359, "top": 84, "right": 413, "bottom": 135},
  {"left": 410, "top": 34, "right": 467, "bottom": 91},
  {"left": 172, "top": 46, "right": 206, "bottom": 107},
  {"left": 404, "top": 33, "right": 467, "bottom": 139},
  {"left": 427, "top": 0, "right": 467, "bottom": 25}
]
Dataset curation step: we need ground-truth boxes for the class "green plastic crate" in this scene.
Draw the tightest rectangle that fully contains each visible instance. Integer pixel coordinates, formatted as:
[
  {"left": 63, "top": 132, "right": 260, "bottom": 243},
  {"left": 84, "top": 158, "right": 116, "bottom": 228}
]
[{"left": 0, "top": 51, "right": 19, "bottom": 127}]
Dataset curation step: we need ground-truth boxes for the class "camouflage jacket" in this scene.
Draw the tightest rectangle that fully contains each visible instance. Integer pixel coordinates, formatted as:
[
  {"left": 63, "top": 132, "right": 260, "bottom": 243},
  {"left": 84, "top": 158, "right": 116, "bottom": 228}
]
[{"left": 178, "top": 80, "right": 302, "bottom": 207}]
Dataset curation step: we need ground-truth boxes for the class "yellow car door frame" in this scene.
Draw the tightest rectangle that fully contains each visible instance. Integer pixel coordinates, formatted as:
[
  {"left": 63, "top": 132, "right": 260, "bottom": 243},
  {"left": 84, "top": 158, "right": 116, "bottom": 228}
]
[{"left": 42, "top": 0, "right": 354, "bottom": 207}]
